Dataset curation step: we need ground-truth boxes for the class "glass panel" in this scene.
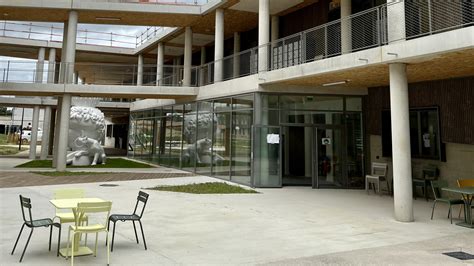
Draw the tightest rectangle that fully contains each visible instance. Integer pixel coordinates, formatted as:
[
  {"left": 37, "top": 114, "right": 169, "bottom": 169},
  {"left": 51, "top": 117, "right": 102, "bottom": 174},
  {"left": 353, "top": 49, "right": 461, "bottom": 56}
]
[
  {"left": 253, "top": 126, "right": 281, "bottom": 187},
  {"left": 169, "top": 105, "right": 184, "bottom": 168},
  {"left": 280, "top": 110, "right": 313, "bottom": 124},
  {"left": 419, "top": 110, "right": 440, "bottom": 159},
  {"left": 231, "top": 111, "right": 252, "bottom": 185},
  {"left": 261, "top": 94, "right": 279, "bottom": 109},
  {"left": 213, "top": 112, "right": 231, "bottom": 180},
  {"left": 196, "top": 102, "right": 213, "bottom": 175},
  {"left": 143, "top": 119, "right": 154, "bottom": 159},
  {"left": 152, "top": 117, "right": 162, "bottom": 164},
  {"left": 262, "top": 110, "right": 279, "bottom": 126},
  {"left": 161, "top": 107, "right": 173, "bottom": 166},
  {"left": 346, "top": 113, "right": 364, "bottom": 188},
  {"left": 232, "top": 94, "right": 254, "bottom": 110},
  {"left": 214, "top": 98, "right": 232, "bottom": 112},
  {"left": 312, "top": 112, "right": 344, "bottom": 125},
  {"left": 316, "top": 127, "right": 344, "bottom": 188},
  {"left": 346, "top": 97, "right": 362, "bottom": 111},
  {"left": 182, "top": 103, "right": 197, "bottom": 172},
  {"left": 282, "top": 126, "right": 313, "bottom": 186},
  {"left": 280, "top": 95, "right": 343, "bottom": 111}
]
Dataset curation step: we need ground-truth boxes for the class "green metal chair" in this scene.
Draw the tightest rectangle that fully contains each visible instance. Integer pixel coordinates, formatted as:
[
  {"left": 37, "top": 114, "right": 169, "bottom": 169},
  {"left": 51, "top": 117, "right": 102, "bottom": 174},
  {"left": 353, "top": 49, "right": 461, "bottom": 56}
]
[
  {"left": 11, "top": 195, "right": 61, "bottom": 262},
  {"left": 430, "top": 180, "right": 464, "bottom": 224},
  {"left": 66, "top": 201, "right": 112, "bottom": 266}
]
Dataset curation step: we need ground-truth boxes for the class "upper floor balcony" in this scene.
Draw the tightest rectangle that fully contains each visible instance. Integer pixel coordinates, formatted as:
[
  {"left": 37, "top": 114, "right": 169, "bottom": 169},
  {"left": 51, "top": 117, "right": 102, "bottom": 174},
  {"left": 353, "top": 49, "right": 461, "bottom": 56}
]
[{"left": 0, "top": 1, "right": 472, "bottom": 95}]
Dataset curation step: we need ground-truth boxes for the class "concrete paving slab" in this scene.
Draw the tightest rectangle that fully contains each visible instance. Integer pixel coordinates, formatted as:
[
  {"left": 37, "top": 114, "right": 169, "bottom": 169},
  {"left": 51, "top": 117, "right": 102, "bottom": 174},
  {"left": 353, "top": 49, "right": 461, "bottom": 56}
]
[{"left": 1, "top": 177, "right": 473, "bottom": 265}]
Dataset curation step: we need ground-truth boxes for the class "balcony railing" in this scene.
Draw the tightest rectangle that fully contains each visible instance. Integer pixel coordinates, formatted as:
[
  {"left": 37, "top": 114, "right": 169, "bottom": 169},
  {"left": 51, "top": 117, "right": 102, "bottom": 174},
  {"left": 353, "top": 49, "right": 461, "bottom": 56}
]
[
  {"left": 84, "top": 0, "right": 209, "bottom": 5},
  {"left": 1, "top": 1, "right": 472, "bottom": 88},
  {"left": 0, "top": 21, "right": 138, "bottom": 48}
]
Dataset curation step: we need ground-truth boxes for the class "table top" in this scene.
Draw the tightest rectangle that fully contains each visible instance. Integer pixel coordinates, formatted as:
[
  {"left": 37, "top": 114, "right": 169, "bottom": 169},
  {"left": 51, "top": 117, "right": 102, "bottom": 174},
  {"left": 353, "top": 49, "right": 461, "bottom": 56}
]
[
  {"left": 50, "top": 197, "right": 106, "bottom": 209},
  {"left": 442, "top": 187, "right": 474, "bottom": 195}
]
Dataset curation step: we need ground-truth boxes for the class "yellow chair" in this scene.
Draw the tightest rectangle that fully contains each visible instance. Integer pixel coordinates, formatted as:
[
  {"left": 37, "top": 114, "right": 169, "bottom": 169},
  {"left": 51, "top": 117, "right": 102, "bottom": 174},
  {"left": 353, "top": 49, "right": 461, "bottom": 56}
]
[
  {"left": 53, "top": 189, "right": 89, "bottom": 245},
  {"left": 66, "top": 201, "right": 112, "bottom": 266},
  {"left": 457, "top": 179, "right": 474, "bottom": 218}
]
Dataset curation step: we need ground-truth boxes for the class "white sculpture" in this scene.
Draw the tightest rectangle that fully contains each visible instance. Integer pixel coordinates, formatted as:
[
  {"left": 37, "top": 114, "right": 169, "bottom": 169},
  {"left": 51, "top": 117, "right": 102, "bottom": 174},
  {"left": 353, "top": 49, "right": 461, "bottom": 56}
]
[{"left": 66, "top": 98, "right": 107, "bottom": 166}]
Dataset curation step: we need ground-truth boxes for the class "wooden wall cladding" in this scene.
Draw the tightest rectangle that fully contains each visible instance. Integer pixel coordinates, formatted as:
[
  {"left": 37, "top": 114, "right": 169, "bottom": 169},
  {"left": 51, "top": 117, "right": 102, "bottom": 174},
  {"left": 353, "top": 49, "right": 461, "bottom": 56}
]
[{"left": 366, "top": 76, "right": 474, "bottom": 145}]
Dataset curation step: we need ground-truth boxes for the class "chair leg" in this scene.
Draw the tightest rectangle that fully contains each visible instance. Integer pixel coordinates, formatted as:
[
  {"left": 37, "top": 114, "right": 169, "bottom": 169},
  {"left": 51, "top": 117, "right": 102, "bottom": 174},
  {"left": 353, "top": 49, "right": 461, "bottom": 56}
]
[
  {"left": 138, "top": 220, "right": 147, "bottom": 250},
  {"left": 106, "top": 232, "right": 110, "bottom": 266},
  {"left": 49, "top": 225, "right": 53, "bottom": 251},
  {"left": 19, "top": 228, "right": 34, "bottom": 263},
  {"left": 71, "top": 232, "right": 74, "bottom": 266},
  {"left": 449, "top": 205, "right": 453, "bottom": 224},
  {"left": 66, "top": 228, "right": 71, "bottom": 260},
  {"left": 132, "top": 221, "right": 139, "bottom": 244},
  {"left": 94, "top": 232, "right": 98, "bottom": 257},
  {"left": 431, "top": 201, "right": 436, "bottom": 220},
  {"left": 459, "top": 204, "right": 464, "bottom": 219},
  {"left": 11, "top": 223, "right": 25, "bottom": 255},
  {"left": 106, "top": 219, "right": 110, "bottom": 246},
  {"left": 57, "top": 225, "right": 61, "bottom": 257},
  {"left": 111, "top": 222, "right": 116, "bottom": 252}
]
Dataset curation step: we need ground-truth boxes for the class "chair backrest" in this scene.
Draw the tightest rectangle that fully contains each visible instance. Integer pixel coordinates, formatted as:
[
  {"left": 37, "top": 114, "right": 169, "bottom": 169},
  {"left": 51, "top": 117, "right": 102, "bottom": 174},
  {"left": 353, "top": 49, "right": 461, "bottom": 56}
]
[
  {"left": 431, "top": 180, "right": 448, "bottom": 200},
  {"left": 371, "top": 163, "right": 388, "bottom": 177},
  {"left": 19, "top": 195, "right": 33, "bottom": 224},
  {"left": 457, "top": 179, "right": 474, "bottom": 188},
  {"left": 133, "top": 191, "right": 149, "bottom": 218},
  {"left": 422, "top": 165, "right": 439, "bottom": 180},
  {"left": 75, "top": 201, "right": 112, "bottom": 227}
]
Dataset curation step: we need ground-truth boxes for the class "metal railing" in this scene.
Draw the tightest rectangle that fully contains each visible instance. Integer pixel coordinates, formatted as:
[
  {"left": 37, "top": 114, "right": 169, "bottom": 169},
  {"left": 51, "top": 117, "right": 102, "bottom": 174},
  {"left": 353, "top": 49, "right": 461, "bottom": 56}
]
[
  {"left": 84, "top": 0, "right": 209, "bottom": 5},
  {"left": 0, "top": 21, "right": 137, "bottom": 48},
  {"left": 1, "top": 1, "right": 471, "bottom": 87},
  {"left": 0, "top": 61, "right": 201, "bottom": 87}
]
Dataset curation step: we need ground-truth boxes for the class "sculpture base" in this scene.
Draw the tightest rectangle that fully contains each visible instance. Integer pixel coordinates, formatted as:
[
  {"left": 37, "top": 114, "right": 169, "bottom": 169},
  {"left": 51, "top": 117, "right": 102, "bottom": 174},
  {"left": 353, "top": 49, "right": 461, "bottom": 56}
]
[{"left": 72, "top": 156, "right": 91, "bottom": 166}]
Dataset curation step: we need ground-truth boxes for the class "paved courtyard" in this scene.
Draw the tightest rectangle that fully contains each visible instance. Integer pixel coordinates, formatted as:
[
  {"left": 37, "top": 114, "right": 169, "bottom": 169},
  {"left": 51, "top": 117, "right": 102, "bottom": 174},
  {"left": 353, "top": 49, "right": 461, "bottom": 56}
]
[{"left": 0, "top": 160, "right": 473, "bottom": 265}]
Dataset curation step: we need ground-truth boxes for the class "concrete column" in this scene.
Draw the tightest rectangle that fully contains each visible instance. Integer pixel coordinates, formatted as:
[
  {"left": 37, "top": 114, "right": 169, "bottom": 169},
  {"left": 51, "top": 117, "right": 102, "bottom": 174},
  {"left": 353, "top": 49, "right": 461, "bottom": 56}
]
[
  {"left": 40, "top": 106, "right": 52, "bottom": 159},
  {"left": 183, "top": 27, "right": 193, "bottom": 86},
  {"left": 389, "top": 63, "right": 414, "bottom": 222},
  {"left": 156, "top": 43, "right": 164, "bottom": 85},
  {"left": 59, "top": 23, "right": 68, "bottom": 83},
  {"left": 199, "top": 46, "right": 206, "bottom": 86},
  {"left": 35, "top": 47, "right": 46, "bottom": 83},
  {"left": 52, "top": 98, "right": 62, "bottom": 168},
  {"left": 214, "top": 8, "right": 224, "bottom": 82},
  {"left": 387, "top": 0, "right": 406, "bottom": 42},
  {"left": 47, "top": 48, "right": 56, "bottom": 83},
  {"left": 233, "top": 32, "right": 241, "bottom": 78},
  {"left": 137, "top": 54, "right": 143, "bottom": 86},
  {"left": 271, "top": 15, "right": 279, "bottom": 41},
  {"left": 341, "top": 0, "right": 352, "bottom": 54},
  {"left": 48, "top": 108, "right": 56, "bottom": 156},
  {"left": 258, "top": 0, "right": 270, "bottom": 72},
  {"left": 28, "top": 106, "right": 40, "bottom": 159},
  {"left": 64, "top": 10, "right": 78, "bottom": 84},
  {"left": 56, "top": 94, "right": 72, "bottom": 171}
]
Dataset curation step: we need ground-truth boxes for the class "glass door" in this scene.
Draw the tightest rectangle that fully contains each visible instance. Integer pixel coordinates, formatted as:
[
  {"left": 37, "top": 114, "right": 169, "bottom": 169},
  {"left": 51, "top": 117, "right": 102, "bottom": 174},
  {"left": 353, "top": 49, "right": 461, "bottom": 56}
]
[
  {"left": 314, "top": 127, "right": 344, "bottom": 188},
  {"left": 253, "top": 126, "right": 281, "bottom": 187}
]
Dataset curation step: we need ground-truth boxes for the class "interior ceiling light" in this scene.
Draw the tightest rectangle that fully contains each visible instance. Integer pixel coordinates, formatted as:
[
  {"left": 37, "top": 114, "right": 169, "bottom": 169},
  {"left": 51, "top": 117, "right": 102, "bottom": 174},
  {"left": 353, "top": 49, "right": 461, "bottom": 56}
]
[
  {"left": 322, "top": 80, "right": 349, "bottom": 87},
  {"left": 95, "top": 17, "right": 121, "bottom": 21}
]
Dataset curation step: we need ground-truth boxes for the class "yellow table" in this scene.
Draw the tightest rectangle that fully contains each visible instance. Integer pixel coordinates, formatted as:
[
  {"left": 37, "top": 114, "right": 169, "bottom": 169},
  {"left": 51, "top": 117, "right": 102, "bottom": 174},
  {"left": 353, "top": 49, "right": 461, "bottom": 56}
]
[{"left": 50, "top": 197, "right": 106, "bottom": 257}]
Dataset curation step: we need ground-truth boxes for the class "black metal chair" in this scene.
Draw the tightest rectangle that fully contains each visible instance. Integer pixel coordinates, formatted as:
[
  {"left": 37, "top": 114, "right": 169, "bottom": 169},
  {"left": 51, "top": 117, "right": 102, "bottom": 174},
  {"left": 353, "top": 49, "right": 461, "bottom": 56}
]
[
  {"left": 11, "top": 195, "right": 61, "bottom": 262},
  {"left": 108, "top": 191, "right": 149, "bottom": 252}
]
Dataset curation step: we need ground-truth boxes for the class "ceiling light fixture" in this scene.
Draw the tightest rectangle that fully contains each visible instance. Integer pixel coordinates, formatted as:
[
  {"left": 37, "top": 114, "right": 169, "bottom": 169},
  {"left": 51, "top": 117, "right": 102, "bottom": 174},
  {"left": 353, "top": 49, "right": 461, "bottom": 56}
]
[
  {"left": 95, "top": 17, "right": 121, "bottom": 21},
  {"left": 322, "top": 80, "right": 349, "bottom": 87}
]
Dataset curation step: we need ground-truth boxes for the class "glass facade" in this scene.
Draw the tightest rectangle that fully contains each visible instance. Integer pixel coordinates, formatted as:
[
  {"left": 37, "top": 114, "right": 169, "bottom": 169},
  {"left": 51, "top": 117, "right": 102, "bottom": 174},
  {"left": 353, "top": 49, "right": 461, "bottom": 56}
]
[
  {"left": 129, "top": 94, "right": 254, "bottom": 186},
  {"left": 129, "top": 93, "right": 364, "bottom": 189}
]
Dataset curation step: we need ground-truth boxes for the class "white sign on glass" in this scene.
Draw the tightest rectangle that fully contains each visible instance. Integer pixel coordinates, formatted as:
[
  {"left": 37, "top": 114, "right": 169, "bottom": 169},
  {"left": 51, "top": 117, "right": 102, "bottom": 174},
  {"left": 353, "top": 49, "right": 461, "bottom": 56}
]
[
  {"left": 321, "top": 138, "right": 331, "bottom": 145},
  {"left": 266, "top": 134, "right": 280, "bottom": 144}
]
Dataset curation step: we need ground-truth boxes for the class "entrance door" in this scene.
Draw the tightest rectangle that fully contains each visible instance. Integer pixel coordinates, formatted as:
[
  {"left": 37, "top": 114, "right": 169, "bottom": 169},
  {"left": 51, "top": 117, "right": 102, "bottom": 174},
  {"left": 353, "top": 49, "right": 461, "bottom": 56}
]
[
  {"left": 314, "top": 127, "right": 344, "bottom": 188},
  {"left": 282, "top": 126, "right": 313, "bottom": 186}
]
